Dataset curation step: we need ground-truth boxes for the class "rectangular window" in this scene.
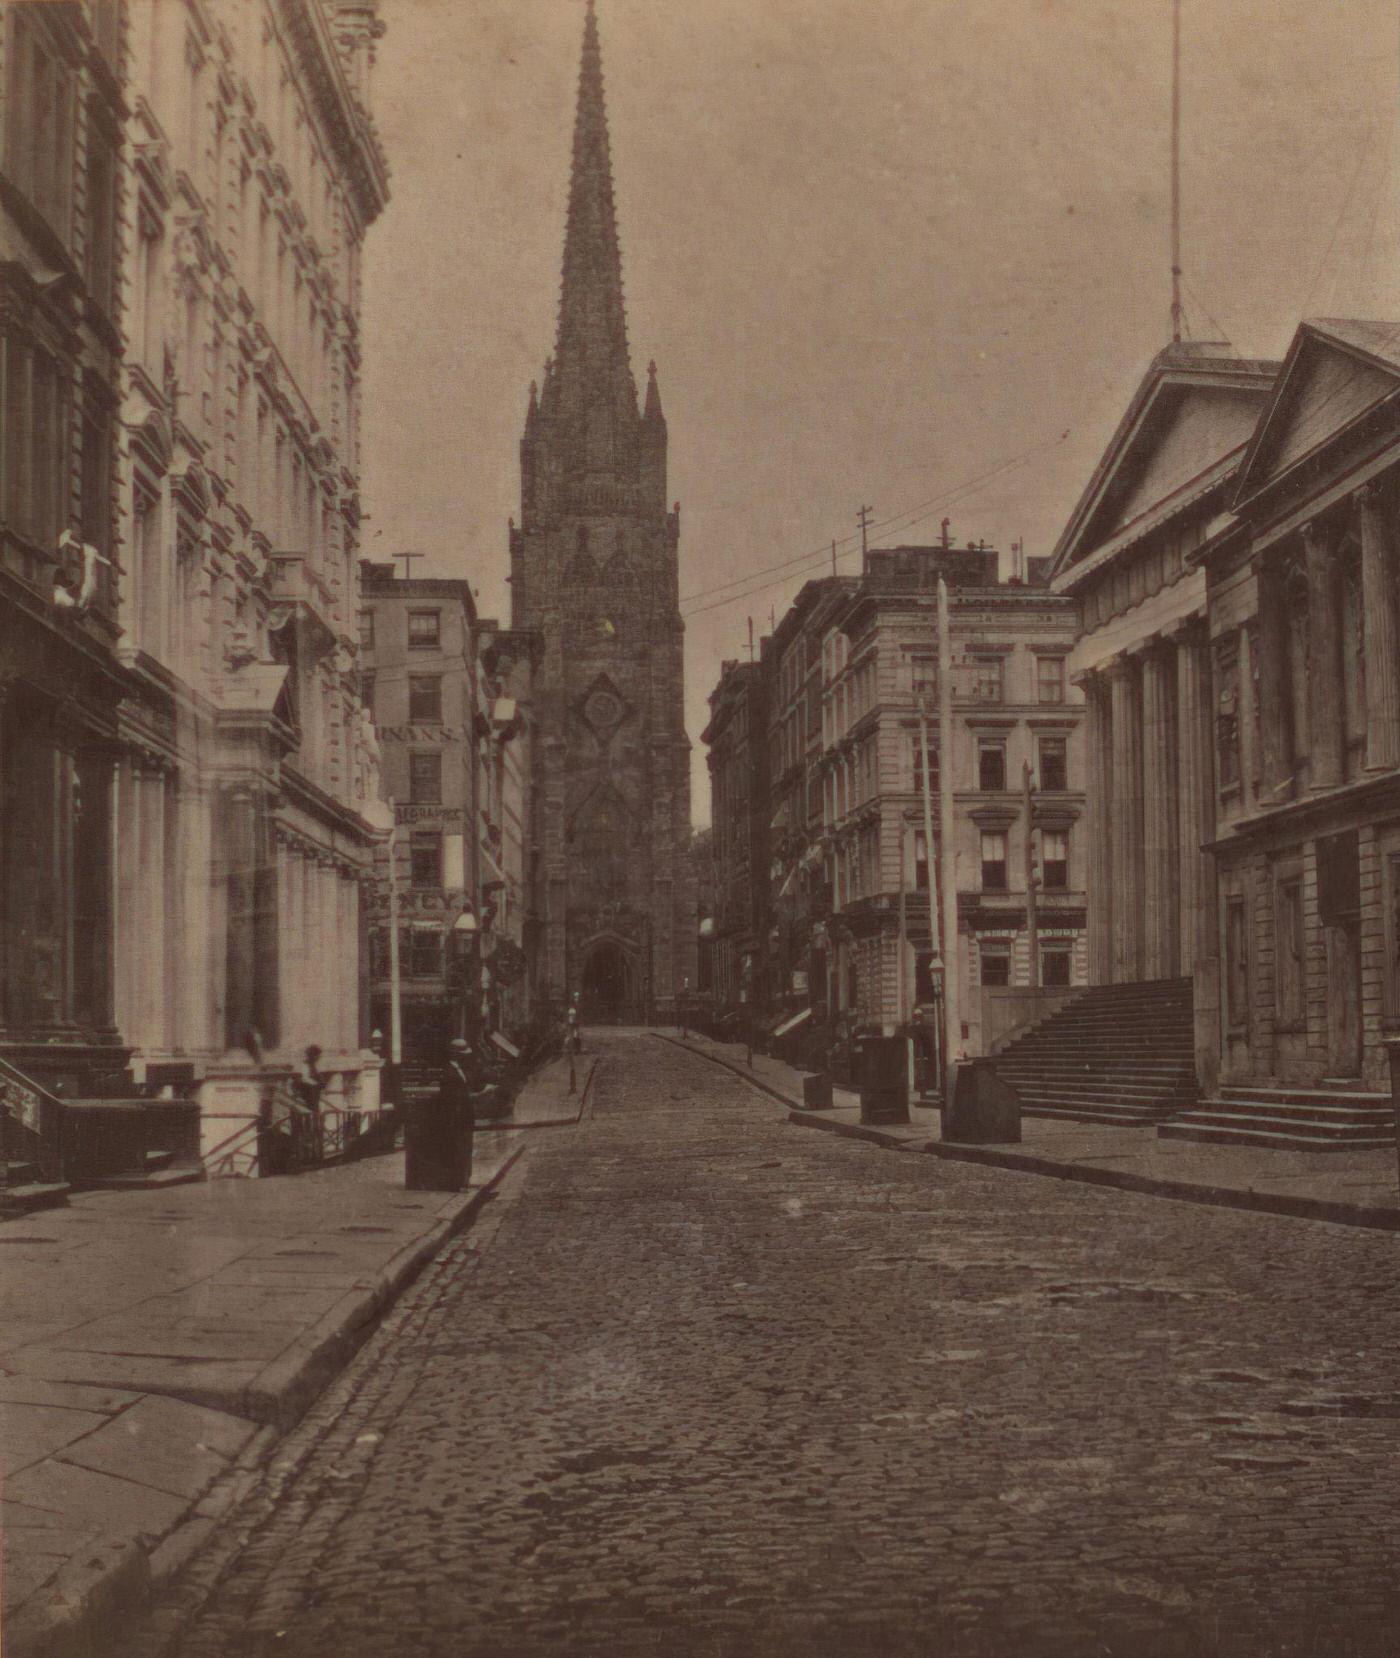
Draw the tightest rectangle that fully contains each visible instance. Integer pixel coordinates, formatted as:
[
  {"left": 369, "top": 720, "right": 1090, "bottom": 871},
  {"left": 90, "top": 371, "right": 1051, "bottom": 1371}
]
[
  {"left": 1226, "top": 898, "right": 1249, "bottom": 1027},
  {"left": 359, "top": 670, "right": 375, "bottom": 716},
  {"left": 980, "top": 831, "right": 1008, "bottom": 891},
  {"left": 980, "top": 942, "right": 1011, "bottom": 987},
  {"left": 409, "top": 831, "right": 441, "bottom": 889},
  {"left": 84, "top": 114, "right": 117, "bottom": 315},
  {"left": 1276, "top": 877, "right": 1305, "bottom": 1022},
  {"left": 408, "top": 751, "right": 441, "bottom": 804},
  {"left": 358, "top": 608, "right": 374, "bottom": 650},
  {"left": 913, "top": 830, "right": 930, "bottom": 892},
  {"left": 408, "top": 929, "right": 442, "bottom": 978},
  {"left": 1041, "top": 946, "right": 1072, "bottom": 987},
  {"left": 1041, "top": 828, "right": 1069, "bottom": 891},
  {"left": 971, "top": 657, "right": 1003, "bottom": 703},
  {"left": 1037, "top": 656, "right": 1065, "bottom": 705},
  {"left": 7, "top": 18, "right": 73, "bottom": 238},
  {"left": 408, "top": 610, "right": 440, "bottom": 650},
  {"left": 978, "top": 740, "right": 1006, "bottom": 792},
  {"left": 408, "top": 674, "right": 442, "bottom": 723},
  {"left": 1038, "top": 736, "right": 1068, "bottom": 792},
  {"left": 80, "top": 401, "right": 112, "bottom": 564},
  {"left": 910, "top": 655, "right": 936, "bottom": 702}
]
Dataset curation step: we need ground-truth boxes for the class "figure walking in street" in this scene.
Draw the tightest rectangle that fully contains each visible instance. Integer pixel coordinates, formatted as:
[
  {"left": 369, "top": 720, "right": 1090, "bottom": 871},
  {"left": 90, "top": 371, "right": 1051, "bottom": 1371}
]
[{"left": 406, "top": 1037, "right": 477, "bottom": 1192}]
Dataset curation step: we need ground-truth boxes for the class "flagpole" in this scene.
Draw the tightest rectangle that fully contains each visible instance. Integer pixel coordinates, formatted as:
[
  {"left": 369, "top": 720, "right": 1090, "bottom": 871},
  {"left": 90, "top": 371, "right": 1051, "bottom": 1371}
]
[{"left": 937, "top": 576, "right": 960, "bottom": 1082}]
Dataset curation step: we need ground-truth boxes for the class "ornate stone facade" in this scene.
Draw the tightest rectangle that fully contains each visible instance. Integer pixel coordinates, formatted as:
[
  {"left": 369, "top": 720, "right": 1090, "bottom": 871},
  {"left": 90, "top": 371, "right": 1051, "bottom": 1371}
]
[
  {"left": 1, "top": 3, "right": 130, "bottom": 1094},
  {"left": 509, "top": 2, "right": 695, "bottom": 1022},
  {"left": 113, "top": 0, "right": 389, "bottom": 1134}
]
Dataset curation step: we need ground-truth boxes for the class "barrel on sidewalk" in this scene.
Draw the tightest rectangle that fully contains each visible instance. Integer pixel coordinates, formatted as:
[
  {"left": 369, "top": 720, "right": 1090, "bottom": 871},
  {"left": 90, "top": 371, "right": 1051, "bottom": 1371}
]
[
  {"left": 857, "top": 1033, "right": 912, "bottom": 1126},
  {"left": 942, "top": 1057, "right": 1022, "bottom": 1144}
]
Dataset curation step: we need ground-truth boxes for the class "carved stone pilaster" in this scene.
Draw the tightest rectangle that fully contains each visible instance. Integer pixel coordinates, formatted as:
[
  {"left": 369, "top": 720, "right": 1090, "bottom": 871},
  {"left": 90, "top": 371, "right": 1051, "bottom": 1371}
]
[
  {"left": 1302, "top": 521, "right": 1344, "bottom": 791},
  {"left": 1357, "top": 484, "right": 1400, "bottom": 772}
]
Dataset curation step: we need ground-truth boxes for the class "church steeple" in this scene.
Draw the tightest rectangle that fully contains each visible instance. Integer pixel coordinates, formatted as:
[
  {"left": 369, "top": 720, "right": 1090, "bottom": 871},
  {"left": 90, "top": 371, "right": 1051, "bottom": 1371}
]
[{"left": 549, "top": 0, "right": 638, "bottom": 460}]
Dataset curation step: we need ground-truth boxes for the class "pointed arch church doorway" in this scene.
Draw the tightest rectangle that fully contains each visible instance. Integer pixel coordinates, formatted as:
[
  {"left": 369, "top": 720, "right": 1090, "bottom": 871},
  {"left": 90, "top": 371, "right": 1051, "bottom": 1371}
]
[{"left": 579, "top": 939, "right": 637, "bottom": 1025}]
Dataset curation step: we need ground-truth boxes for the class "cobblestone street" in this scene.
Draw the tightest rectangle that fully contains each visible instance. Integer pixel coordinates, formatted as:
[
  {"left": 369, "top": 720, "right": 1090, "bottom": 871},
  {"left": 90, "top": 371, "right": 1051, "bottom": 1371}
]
[{"left": 124, "top": 1034, "right": 1400, "bottom": 1658}]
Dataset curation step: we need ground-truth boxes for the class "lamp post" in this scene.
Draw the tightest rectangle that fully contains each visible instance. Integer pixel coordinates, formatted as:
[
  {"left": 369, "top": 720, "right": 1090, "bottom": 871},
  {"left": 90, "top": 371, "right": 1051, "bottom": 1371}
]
[{"left": 449, "top": 906, "right": 479, "bottom": 1045}]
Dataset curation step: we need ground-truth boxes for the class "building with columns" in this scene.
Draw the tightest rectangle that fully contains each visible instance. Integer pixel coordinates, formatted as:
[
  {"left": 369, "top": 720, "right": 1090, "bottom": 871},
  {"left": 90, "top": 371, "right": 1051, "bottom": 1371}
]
[
  {"left": 1040, "top": 325, "right": 1400, "bottom": 1146},
  {"left": 1194, "top": 319, "right": 1400, "bottom": 1114},
  {"left": 510, "top": 1, "right": 695, "bottom": 1023},
  {"left": 1049, "top": 342, "right": 1277, "bottom": 1101},
  {"left": 115, "top": 0, "right": 389, "bottom": 1144}
]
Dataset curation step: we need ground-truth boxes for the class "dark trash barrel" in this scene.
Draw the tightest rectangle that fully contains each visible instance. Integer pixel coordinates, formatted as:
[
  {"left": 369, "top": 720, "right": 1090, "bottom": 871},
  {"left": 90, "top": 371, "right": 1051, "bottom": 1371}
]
[
  {"left": 801, "top": 1072, "right": 834, "bottom": 1111},
  {"left": 858, "top": 1035, "right": 911, "bottom": 1126},
  {"left": 942, "top": 1058, "right": 1022, "bottom": 1144}
]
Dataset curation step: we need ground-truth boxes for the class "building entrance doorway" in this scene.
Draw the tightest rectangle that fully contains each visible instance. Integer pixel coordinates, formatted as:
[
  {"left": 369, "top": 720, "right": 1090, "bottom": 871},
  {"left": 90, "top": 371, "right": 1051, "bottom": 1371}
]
[
  {"left": 579, "top": 940, "right": 637, "bottom": 1024},
  {"left": 1318, "top": 831, "right": 1363, "bottom": 1077}
]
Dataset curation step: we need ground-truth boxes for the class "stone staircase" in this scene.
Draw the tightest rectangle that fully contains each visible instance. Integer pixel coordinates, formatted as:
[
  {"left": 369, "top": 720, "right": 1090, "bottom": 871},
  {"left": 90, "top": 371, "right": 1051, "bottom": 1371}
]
[
  {"left": 990, "top": 978, "right": 1197, "bottom": 1127},
  {"left": 1157, "top": 1085, "right": 1393, "bottom": 1151},
  {"left": 1, "top": 1160, "right": 71, "bottom": 1214}
]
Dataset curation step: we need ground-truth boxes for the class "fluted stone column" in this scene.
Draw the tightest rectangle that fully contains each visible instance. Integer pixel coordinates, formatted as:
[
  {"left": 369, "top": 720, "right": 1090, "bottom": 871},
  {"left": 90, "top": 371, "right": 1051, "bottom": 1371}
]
[
  {"left": 1303, "top": 521, "right": 1344, "bottom": 791},
  {"left": 1107, "top": 656, "right": 1143, "bottom": 983},
  {"left": 1173, "top": 621, "right": 1214, "bottom": 972},
  {"left": 1358, "top": 483, "right": 1400, "bottom": 772},
  {"left": 139, "top": 767, "right": 168, "bottom": 1051},
  {"left": 1079, "top": 672, "right": 1114, "bottom": 984},
  {"left": 1255, "top": 555, "right": 1294, "bottom": 802},
  {"left": 1140, "top": 644, "right": 1179, "bottom": 979}
]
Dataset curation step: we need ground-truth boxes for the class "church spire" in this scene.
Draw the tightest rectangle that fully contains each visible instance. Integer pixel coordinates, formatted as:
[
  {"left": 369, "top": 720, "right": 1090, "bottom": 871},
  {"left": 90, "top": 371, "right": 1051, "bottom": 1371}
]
[{"left": 551, "top": 0, "right": 638, "bottom": 452}]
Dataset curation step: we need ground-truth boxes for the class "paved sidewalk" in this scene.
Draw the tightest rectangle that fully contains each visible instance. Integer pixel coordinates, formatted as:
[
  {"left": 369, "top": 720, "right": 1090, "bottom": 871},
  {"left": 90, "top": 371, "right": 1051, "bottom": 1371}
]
[
  {"left": 1, "top": 1054, "right": 594, "bottom": 1657},
  {"left": 659, "top": 1031, "right": 1400, "bottom": 1231}
]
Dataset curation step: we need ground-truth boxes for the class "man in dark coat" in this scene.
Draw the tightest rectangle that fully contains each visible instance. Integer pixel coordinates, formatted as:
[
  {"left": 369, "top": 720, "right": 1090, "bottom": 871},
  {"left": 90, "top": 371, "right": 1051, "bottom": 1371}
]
[{"left": 406, "top": 1038, "right": 477, "bottom": 1192}]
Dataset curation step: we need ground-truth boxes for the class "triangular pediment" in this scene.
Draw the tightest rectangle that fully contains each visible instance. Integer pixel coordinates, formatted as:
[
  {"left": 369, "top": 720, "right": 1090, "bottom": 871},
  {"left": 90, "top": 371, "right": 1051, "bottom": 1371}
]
[
  {"left": 1051, "top": 343, "right": 1274, "bottom": 578},
  {"left": 1234, "top": 320, "right": 1400, "bottom": 505}
]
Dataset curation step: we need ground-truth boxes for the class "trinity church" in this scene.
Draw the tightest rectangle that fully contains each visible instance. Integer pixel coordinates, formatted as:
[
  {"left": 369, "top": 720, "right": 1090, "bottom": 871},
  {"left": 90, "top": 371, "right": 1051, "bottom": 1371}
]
[{"left": 510, "top": 1, "right": 697, "bottom": 1022}]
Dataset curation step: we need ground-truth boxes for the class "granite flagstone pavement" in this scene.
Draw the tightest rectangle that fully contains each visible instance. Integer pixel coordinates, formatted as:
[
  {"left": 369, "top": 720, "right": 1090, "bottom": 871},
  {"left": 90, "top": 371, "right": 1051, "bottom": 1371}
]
[{"left": 1, "top": 1054, "right": 595, "bottom": 1657}]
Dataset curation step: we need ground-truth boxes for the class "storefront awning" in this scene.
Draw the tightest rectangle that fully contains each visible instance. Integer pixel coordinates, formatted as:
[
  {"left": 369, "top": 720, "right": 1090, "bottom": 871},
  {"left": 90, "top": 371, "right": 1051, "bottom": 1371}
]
[{"left": 774, "top": 1007, "right": 812, "bottom": 1038}]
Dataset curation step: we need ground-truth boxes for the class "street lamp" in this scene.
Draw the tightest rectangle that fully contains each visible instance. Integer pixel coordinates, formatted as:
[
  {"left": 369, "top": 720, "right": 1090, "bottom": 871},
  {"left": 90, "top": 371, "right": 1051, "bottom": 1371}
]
[{"left": 449, "top": 907, "right": 479, "bottom": 1044}]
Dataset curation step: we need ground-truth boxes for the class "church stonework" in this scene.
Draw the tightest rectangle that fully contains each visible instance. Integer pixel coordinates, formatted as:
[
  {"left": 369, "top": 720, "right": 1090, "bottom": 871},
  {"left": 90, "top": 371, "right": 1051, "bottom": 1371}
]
[{"left": 510, "top": 2, "right": 696, "bottom": 1022}]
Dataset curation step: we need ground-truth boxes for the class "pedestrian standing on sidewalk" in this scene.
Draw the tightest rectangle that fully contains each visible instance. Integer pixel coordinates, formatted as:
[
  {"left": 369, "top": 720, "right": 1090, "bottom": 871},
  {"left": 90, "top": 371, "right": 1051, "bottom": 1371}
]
[{"left": 406, "top": 1038, "right": 477, "bottom": 1191}]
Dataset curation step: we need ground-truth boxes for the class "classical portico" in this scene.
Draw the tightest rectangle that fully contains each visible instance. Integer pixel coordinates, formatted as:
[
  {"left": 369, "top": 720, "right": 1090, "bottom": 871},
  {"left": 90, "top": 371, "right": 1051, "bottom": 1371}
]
[{"left": 1077, "top": 621, "right": 1215, "bottom": 991}]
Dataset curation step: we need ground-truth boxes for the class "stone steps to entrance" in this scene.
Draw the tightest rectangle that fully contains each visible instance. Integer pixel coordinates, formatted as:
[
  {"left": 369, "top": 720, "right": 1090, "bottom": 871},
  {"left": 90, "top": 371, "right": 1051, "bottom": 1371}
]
[
  {"left": 992, "top": 978, "right": 1197, "bottom": 1129},
  {"left": 1010, "top": 1101, "right": 1167, "bottom": 1128},
  {"left": 1157, "top": 1120, "right": 1392, "bottom": 1152},
  {"left": 1, "top": 1167, "right": 71, "bottom": 1213},
  {"left": 1159, "top": 1087, "right": 1392, "bottom": 1151},
  {"left": 94, "top": 1148, "right": 205, "bottom": 1192}
]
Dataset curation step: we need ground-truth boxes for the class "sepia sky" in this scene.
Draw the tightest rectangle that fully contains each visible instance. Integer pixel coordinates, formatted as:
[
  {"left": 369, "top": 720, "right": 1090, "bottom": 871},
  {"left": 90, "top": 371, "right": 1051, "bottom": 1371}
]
[{"left": 362, "top": 0, "right": 1400, "bottom": 825}]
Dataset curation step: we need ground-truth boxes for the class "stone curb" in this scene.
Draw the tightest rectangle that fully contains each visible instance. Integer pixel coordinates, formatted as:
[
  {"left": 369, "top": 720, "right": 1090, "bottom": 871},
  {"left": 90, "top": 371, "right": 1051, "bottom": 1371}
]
[
  {"left": 6, "top": 1145, "right": 528, "bottom": 1658},
  {"left": 485, "top": 1055, "right": 599, "bottom": 1131},
  {"left": 660, "top": 1032, "right": 1400, "bottom": 1235},
  {"left": 926, "top": 1139, "right": 1400, "bottom": 1233}
]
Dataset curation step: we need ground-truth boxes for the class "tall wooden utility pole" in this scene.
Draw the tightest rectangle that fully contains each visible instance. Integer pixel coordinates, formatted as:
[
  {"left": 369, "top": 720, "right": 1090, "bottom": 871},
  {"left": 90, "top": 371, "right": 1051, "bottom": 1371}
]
[
  {"left": 857, "top": 504, "right": 874, "bottom": 565},
  {"left": 1023, "top": 758, "right": 1040, "bottom": 989},
  {"left": 916, "top": 693, "right": 940, "bottom": 1088},
  {"left": 937, "top": 577, "right": 959, "bottom": 1080},
  {"left": 394, "top": 549, "right": 424, "bottom": 581}
]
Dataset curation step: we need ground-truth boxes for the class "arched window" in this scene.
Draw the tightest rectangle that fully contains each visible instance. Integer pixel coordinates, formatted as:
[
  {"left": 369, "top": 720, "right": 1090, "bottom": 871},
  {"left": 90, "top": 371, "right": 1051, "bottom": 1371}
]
[{"left": 571, "top": 787, "right": 631, "bottom": 903}]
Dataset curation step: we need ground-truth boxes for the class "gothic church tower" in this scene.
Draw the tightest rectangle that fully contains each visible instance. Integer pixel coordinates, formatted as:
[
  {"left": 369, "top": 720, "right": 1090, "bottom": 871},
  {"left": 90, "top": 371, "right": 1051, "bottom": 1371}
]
[{"left": 511, "top": 1, "right": 695, "bottom": 1020}]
